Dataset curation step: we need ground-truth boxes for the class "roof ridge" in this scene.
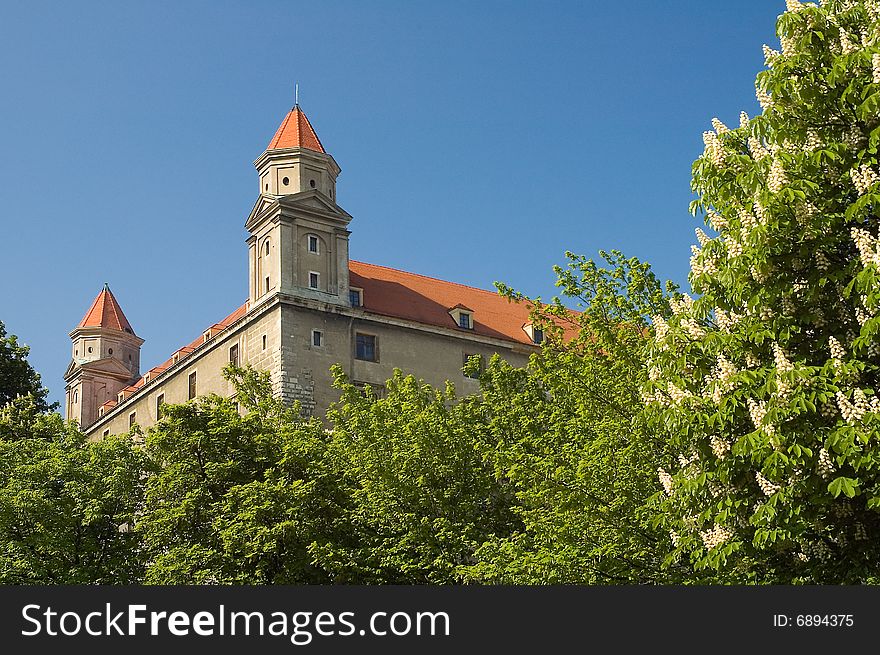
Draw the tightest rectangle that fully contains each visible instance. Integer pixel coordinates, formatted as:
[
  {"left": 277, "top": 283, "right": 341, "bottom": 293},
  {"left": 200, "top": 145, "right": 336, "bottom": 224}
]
[{"left": 350, "top": 260, "right": 509, "bottom": 299}]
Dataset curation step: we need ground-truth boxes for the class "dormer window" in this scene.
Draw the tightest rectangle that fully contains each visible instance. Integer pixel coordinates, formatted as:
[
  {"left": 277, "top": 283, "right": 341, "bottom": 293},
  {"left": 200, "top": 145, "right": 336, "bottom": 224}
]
[
  {"left": 308, "top": 235, "right": 319, "bottom": 254},
  {"left": 448, "top": 305, "right": 474, "bottom": 330},
  {"left": 523, "top": 323, "right": 545, "bottom": 344},
  {"left": 349, "top": 287, "right": 363, "bottom": 307}
]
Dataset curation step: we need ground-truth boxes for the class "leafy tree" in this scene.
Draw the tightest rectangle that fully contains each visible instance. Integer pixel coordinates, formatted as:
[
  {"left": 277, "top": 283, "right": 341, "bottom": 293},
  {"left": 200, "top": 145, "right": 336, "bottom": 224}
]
[
  {"left": 314, "top": 369, "right": 520, "bottom": 583},
  {"left": 462, "top": 251, "right": 676, "bottom": 583},
  {"left": 0, "top": 423, "right": 146, "bottom": 583},
  {"left": 139, "top": 366, "right": 347, "bottom": 584},
  {"left": 0, "top": 320, "right": 51, "bottom": 412},
  {"left": 645, "top": 0, "right": 880, "bottom": 582}
]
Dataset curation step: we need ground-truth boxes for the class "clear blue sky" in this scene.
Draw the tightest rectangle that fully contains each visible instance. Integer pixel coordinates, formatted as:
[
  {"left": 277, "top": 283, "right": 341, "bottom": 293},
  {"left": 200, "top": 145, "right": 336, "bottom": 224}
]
[{"left": 0, "top": 1, "right": 782, "bottom": 406}]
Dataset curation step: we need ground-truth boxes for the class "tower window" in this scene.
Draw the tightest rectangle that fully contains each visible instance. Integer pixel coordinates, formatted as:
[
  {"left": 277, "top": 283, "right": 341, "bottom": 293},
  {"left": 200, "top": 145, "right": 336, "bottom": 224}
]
[
  {"left": 129, "top": 411, "right": 136, "bottom": 428},
  {"left": 308, "top": 235, "right": 319, "bottom": 253},
  {"left": 262, "top": 334, "right": 267, "bottom": 351},
  {"left": 309, "top": 179, "right": 316, "bottom": 188},
  {"left": 265, "top": 277, "right": 270, "bottom": 294},
  {"left": 156, "top": 394, "right": 165, "bottom": 419},
  {"left": 282, "top": 176, "right": 290, "bottom": 186},
  {"left": 73, "top": 391, "right": 78, "bottom": 404},
  {"left": 355, "top": 333, "right": 377, "bottom": 362},
  {"left": 312, "top": 330, "right": 323, "bottom": 347},
  {"left": 75, "top": 349, "right": 78, "bottom": 356},
  {"left": 265, "top": 240, "right": 270, "bottom": 256},
  {"left": 349, "top": 288, "right": 363, "bottom": 307},
  {"left": 229, "top": 343, "right": 239, "bottom": 366},
  {"left": 108, "top": 348, "right": 113, "bottom": 355},
  {"left": 188, "top": 371, "right": 197, "bottom": 400},
  {"left": 309, "top": 272, "right": 320, "bottom": 289},
  {"left": 103, "top": 429, "right": 110, "bottom": 437}
]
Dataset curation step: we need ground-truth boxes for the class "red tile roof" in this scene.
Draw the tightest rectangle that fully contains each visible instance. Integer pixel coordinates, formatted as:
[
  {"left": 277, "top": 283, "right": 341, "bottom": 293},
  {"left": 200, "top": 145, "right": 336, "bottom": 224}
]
[
  {"left": 78, "top": 284, "right": 136, "bottom": 335},
  {"left": 267, "top": 106, "right": 325, "bottom": 153},
  {"left": 350, "top": 260, "right": 544, "bottom": 345}
]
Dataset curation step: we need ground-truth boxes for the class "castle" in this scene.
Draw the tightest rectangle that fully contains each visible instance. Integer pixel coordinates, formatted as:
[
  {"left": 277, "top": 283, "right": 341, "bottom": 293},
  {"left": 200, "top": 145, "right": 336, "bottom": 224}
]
[{"left": 64, "top": 104, "right": 543, "bottom": 437}]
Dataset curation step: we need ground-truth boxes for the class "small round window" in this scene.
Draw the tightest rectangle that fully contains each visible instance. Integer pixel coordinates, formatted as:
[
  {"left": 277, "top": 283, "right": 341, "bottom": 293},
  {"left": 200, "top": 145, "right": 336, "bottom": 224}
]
[
  {"left": 309, "top": 179, "right": 316, "bottom": 188},
  {"left": 88, "top": 347, "right": 93, "bottom": 353},
  {"left": 108, "top": 348, "right": 113, "bottom": 355},
  {"left": 282, "top": 177, "right": 290, "bottom": 186}
]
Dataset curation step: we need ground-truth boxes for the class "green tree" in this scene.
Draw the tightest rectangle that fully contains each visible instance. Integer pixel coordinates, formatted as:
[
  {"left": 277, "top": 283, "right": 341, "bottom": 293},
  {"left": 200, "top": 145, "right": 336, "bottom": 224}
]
[
  {"left": 462, "top": 251, "right": 676, "bottom": 583},
  {"left": 0, "top": 422, "right": 146, "bottom": 583},
  {"left": 314, "top": 369, "right": 520, "bottom": 583},
  {"left": 139, "top": 366, "right": 347, "bottom": 584},
  {"left": 0, "top": 320, "right": 51, "bottom": 412},
  {"left": 645, "top": 0, "right": 880, "bottom": 582}
]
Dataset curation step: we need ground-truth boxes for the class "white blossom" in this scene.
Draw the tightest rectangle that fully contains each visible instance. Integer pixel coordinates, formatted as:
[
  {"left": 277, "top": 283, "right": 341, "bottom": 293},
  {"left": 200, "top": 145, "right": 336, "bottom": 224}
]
[
  {"left": 652, "top": 315, "right": 669, "bottom": 340},
  {"left": 756, "top": 471, "right": 781, "bottom": 496},
  {"left": 817, "top": 447, "right": 835, "bottom": 479},
  {"left": 805, "top": 129, "right": 822, "bottom": 151},
  {"left": 874, "top": 53, "right": 880, "bottom": 84},
  {"left": 739, "top": 111, "right": 750, "bottom": 129},
  {"left": 700, "top": 524, "right": 733, "bottom": 549},
  {"left": 768, "top": 159, "right": 787, "bottom": 193},
  {"left": 711, "top": 117, "right": 729, "bottom": 134},
  {"left": 695, "top": 228, "right": 711, "bottom": 247},
  {"left": 756, "top": 86, "right": 773, "bottom": 110},
  {"left": 829, "top": 335, "right": 846, "bottom": 360},
  {"left": 707, "top": 210, "right": 728, "bottom": 232},
  {"left": 763, "top": 44, "right": 781, "bottom": 67},
  {"left": 710, "top": 435, "right": 731, "bottom": 459},
  {"left": 748, "top": 136, "right": 770, "bottom": 160},
  {"left": 840, "top": 31, "right": 858, "bottom": 55},
  {"left": 703, "top": 130, "right": 726, "bottom": 167},
  {"left": 785, "top": 0, "right": 803, "bottom": 11},
  {"left": 850, "top": 165, "right": 879, "bottom": 195},
  {"left": 658, "top": 468, "right": 674, "bottom": 495},
  {"left": 745, "top": 352, "right": 760, "bottom": 369},
  {"left": 726, "top": 237, "right": 743, "bottom": 258}
]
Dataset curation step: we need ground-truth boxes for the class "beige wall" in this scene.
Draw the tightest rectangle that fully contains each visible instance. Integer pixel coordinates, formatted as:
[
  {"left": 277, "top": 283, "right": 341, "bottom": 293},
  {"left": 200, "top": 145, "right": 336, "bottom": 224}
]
[{"left": 84, "top": 298, "right": 532, "bottom": 439}]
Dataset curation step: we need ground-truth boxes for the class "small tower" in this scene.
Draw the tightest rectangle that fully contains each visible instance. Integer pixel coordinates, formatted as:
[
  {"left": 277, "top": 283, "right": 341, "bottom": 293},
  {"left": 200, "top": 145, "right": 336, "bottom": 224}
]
[
  {"left": 64, "top": 285, "right": 143, "bottom": 427},
  {"left": 246, "top": 104, "right": 352, "bottom": 308}
]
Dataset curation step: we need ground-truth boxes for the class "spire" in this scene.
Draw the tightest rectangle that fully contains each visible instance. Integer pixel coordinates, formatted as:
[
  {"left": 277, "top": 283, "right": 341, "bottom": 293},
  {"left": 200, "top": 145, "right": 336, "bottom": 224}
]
[
  {"left": 266, "top": 106, "right": 326, "bottom": 153},
  {"left": 78, "top": 285, "right": 136, "bottom": 335}
]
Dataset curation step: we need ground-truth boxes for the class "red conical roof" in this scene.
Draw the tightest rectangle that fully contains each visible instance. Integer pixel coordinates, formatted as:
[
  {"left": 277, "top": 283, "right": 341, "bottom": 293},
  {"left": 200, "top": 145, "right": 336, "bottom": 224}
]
[
  {"left": 266, "top": 106, "right": 326, "bottom": 153},
  {"left": 78, "top": 284, "right": 136, "bottom": 335}
]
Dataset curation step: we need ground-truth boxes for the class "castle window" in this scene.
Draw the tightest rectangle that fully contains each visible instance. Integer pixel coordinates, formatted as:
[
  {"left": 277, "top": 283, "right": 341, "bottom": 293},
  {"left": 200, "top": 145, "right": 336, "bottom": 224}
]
[
  {"left": 349, "top": 288, "right": 363, "bottom": 307},
  {"left": 109, "top": 348, "right": 113, "bottom": 355},
  {"left": 309, "top": 272, "right": 320, "bottom": 290},
  {"left": 229, "top": 343, "right": 239, "bottom": 366},
  {"left": 188, "top": 371, "right": 197, "bottom": 400},
  {"left": 75, "top": 349, "right": 78, "bottom": 356},
  {"left": 308, "top": 235, "right": 319, "bottom": 253},
  {"left": 309, "top": 179, "right": 316, "bottom": 188},
  {"left": 88, "top": 347, "right": 93, "bottom": 353},
  {"left": 156, "top": 394, "right": 165, "bottom": 419},
  {"left": 458, "top": 312, "right": 472, "bottom": 329},
  {"left": 355, "top": 333, "right": 377, "bottom": 362},
  {"left": 312, "top": 330, "right": 323, "bottom": 347},
  {"left": 129, "top": 411, "right": 136, "bottom": 428},
  {"left": 282, "top": 176, "right": 290, "bottom": 186},
  {"left": 73, "top": 391, "right": 78, "bottom": 404},
  {"left": 265, "top": 240, "right": 270, "bottom": 256},
  {"left": 262, "top": 334, "right": 267, "bottom": 351},
  {"left": 103, "top": 429, "right": 110, "bottom": 437},
  {"left": 533, "top": 328, "right": 544, "bottom": 344},
  {"left": 265, "top": 277, "right": 270, "bottom": 294}
]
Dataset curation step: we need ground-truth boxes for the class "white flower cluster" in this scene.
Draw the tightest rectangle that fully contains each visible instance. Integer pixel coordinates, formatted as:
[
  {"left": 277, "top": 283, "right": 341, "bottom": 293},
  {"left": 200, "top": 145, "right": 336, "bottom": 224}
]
[
  {"left": 748, "top": 136, "right": 770, "bottom": 160},
  {"left": 695, "top": 227, "right": 711, "bottom": 247},
  {"left": 739, "top": 207, "right": 758, "bottom": 233},
  {"left": 669, "top": 530, "right": 680, "bottom": 547},
  {"left": 726, "top": 236, "right": 743, "bottom": 258},
  {"left": 658, "top": 468, "right": 674, "bottom": 495},
  {"left": 785, "top": 0, "right": 803, "bottom": 11},
  {"left": 714, "top": 308, "right": 740, "bottom": 332},
  {"left": 750, "top": 265, "right": 769, "bottom": 284},
  {"left": 850, "top": 226, "right": 880, "bottom": 268},
  {"left": 652, "top": 315, "right": 669, "bottom": 340},
  {"left": 816, "top": 251, "right": 830, "bottom": 272},
  {"left": 753, "top": 198, "right": 768, "bottom": 225},
  {"left": 805, "top": 129, "right": 822, "bottom": 151},
  {"left": 745, "top": 352, "right": 760, "bottom": 369},
  {"left": 702, "top": 130, "right": 726, "bottom": 167},
  {"left": 710, "top": 434, "right": 731, "bottom": 459},
  {"left": 762, "top": 44, "right": 780, "bottom": 67},
  {"left": 820, "top": 398, "right": 837, "bottom": 418},
  {"left": 856, "top": 306, "right": 869, "bottom": 326},
  {"left": 781, "top": 295, "right": 795, "bottom": 316},
  {"left": 850, "top": 164, "right": 879, "bottom": 195},
  {"left": 768, "top": 159, "right": 787, "bottom": 193},
  {"left": 711, "top": 117, "right": 729, "bottom": 134},
  {"left": 711, "top": 354, "right": 738, "bottom": 404},
  {"left": 682, "top": 318, "right": 706, "bottom": 340},
  {"left": 817, "top": 447, "right": 835, "bottom": 478},
  {"left": 739, "top": 111, "right": 750, "bottom": 129},
  {"left": 707, "top": 210, "right": 727, "bottom": 232},
  {"left": 756, "top": 85, "right": 773, "bottom": 110},
  {"left": 839, "top": 31, "right": 858, "bottom": 55},
  {"left": 670, "top": 294, "right": 694, "bottom": 316},
  {"left": 829, "top": 335, "right": 846, "bottom": 360},
  {"left": 700, "top": 524, "right": 733, "bottom": 550},
  {"left": 668, "top": 381, "right": 692, "bottom": 405},
  {"left": 772, "top": 343, "right": 794, "bottom": 399},
  {"left": 747, "top": 398, "right": 775, "bottom": 435},
  {"left": 756, "top": 471, "right": 781, "bottom": 496},
  {"left": 690, "top": 245, "right": 717, "bottom": 278},
  {"left": 780, "top": 34, "right": 797, "bottom": 57},
  {"left": 874, "top": 53, "right": 880, "bottom": 84},
  {"left": 836, "top": 389, "right": 869, "bottom": 424}
]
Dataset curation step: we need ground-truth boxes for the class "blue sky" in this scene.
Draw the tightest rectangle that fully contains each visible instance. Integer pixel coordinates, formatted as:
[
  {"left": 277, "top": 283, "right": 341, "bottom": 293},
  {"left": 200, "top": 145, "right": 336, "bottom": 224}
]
[{"left": 0, "top": 1, "right": 782, "bottom": 406}]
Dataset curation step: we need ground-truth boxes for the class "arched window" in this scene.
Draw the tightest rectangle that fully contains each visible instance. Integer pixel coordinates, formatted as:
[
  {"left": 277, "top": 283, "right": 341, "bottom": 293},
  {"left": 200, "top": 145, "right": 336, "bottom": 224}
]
[
  {"left": 264, "top": 239, "right": 270, "bottom": 256},
  {"left": 73, "top": 390, "right": 78, "bottom": 404}
]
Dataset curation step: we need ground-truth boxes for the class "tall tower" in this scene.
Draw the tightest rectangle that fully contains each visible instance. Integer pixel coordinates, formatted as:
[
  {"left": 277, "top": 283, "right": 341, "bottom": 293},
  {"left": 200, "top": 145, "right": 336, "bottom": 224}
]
[
  {"left": 246, "top": 104, "right": 352, "bottom": 308},
  {"left": 64, "top": 285, "right": 143, "bottom": 427}
]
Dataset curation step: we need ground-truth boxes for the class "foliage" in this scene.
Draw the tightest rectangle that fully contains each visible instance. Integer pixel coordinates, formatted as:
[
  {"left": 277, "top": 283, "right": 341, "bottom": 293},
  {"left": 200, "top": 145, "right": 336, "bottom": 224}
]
[
  {"left": 460, "top": 251, "right": 676, "bottom": 583},
  {"left": 0, "top": 320, "right": 52, "bottom": 412},
  {"left": 138, "top": 365, "right": 347, "bottom": 584},
  {"left": 645, "top": 0, "right": 880, "bottom": 582},
  {"left": 314, "top": 368, "right": 520, "bottom": 583}
]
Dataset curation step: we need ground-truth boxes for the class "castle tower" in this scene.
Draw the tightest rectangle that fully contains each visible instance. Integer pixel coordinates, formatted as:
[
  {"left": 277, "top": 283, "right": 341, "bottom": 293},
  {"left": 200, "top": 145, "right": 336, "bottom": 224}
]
[
  {"left": 246, "top": 104, "right": 352, "bottom": 308},
  {"left": 64, "top": 285, "right": 143, "bottom": 427}
]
